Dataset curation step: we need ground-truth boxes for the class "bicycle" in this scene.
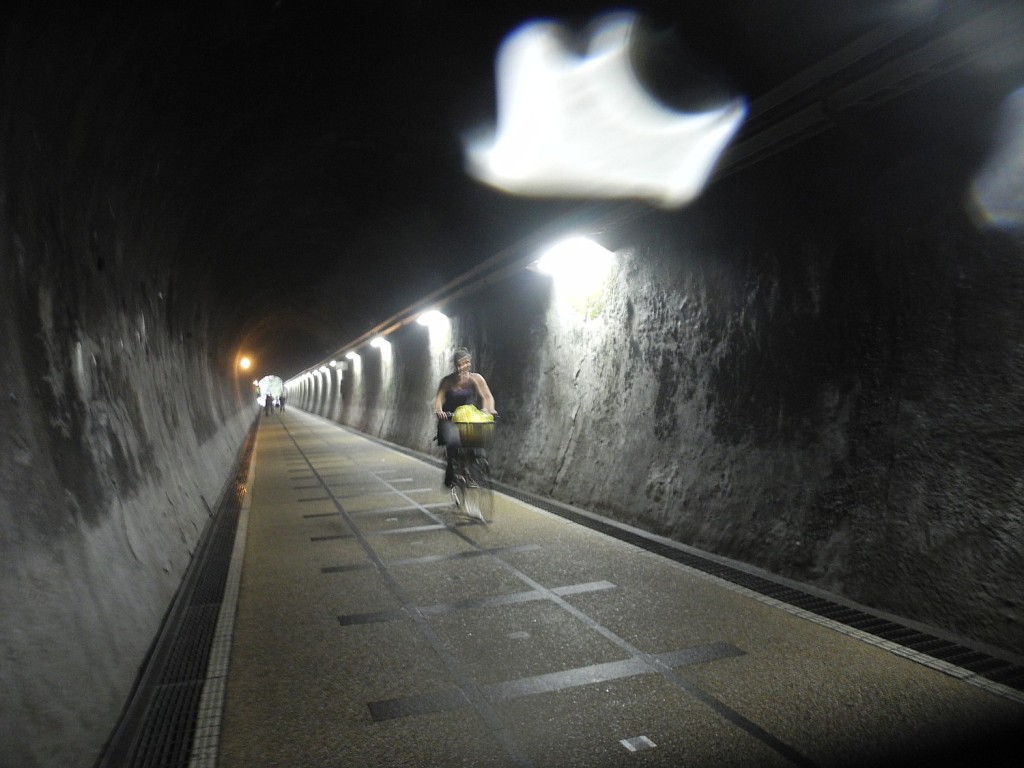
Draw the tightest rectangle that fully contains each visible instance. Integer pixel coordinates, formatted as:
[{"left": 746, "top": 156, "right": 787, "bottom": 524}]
[{"left": 445, "top": 412, "right": 495, "bottom": 523}]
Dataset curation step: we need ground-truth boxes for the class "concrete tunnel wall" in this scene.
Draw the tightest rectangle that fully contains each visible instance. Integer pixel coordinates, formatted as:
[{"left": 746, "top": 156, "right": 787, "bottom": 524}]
[
  {"left": 0, "top": 212, "right": 253, "bottom": 768},
  {"left": 0, "top": 15, "right": 255, "bottom": 768},
  {"left": 291, "top": 136, "right": 1024, "bottom": 662}
]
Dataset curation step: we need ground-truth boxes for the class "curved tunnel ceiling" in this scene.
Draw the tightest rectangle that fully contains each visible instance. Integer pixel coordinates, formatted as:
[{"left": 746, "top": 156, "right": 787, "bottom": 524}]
[{"left": 6, "top": 0, "right": 1022, "bottom": 376}]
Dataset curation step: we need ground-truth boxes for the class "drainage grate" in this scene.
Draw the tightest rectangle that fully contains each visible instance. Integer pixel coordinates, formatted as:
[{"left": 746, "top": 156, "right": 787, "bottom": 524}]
[
  {"left": 125, "top": 682, "right": 204, "bottom": 768},
  {"left": 95, "top": 424, "right": 257, "bottom": 768}
]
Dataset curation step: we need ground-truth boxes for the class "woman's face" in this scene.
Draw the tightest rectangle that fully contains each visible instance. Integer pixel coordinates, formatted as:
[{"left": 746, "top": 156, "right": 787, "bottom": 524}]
[{"left": 456, "top": 356, "right": 471, "bottom": 375}]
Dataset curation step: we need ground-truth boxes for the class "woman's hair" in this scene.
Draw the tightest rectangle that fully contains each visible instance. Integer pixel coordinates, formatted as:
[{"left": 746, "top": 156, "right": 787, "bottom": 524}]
[{"left": 452, "top": 347, "right": 471, "bottom": 365}]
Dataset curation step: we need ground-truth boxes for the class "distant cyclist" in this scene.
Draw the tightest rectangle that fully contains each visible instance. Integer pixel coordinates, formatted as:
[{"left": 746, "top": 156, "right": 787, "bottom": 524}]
[{"left": 432, "top": 347, "right": 496, "bottom": 488}]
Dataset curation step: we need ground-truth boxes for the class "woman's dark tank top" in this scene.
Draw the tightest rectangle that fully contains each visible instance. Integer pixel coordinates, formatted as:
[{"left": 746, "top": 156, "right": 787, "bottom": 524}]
[{"left": 442, "top": 382, "right": 476, "bottom": 412}]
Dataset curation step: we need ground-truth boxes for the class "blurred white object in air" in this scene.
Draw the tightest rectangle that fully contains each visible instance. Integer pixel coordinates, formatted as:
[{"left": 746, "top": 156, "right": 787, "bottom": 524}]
[
  {"left": 970, "top": 87, "right": 1024, "bottom": 231},
  {"left": 465, "top": 12, "right": 746, "bottom": 207}
]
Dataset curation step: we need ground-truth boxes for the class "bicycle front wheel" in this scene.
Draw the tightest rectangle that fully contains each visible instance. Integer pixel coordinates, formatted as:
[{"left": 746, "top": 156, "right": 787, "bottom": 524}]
[{"left": 461, "top": 458, "right": 493, "bottom": 523}]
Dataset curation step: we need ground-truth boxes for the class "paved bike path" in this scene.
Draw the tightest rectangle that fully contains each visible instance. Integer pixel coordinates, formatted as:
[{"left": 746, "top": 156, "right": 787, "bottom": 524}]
[{"left": 214, "top": 409, "right": 1023, "bottom": 767}]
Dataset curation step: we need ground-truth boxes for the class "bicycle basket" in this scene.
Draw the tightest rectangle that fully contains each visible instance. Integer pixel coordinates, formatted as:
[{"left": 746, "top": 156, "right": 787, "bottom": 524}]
[{"left": 456, "top": 421, "right": 494, "bottom": 449}]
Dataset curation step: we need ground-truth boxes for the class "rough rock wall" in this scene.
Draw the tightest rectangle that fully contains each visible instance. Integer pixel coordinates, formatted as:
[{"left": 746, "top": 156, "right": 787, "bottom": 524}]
[
  {"left": 0, "top": 18, "right": 252, "bottom": 768},
  {"left": 297, "top": 145, "right": 1024, "bottom": 658}
]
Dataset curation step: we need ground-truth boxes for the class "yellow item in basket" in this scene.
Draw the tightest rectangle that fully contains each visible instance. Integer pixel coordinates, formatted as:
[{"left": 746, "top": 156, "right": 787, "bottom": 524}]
[{"left": 452, "top": 404, "right": 494, "bottom": 423}]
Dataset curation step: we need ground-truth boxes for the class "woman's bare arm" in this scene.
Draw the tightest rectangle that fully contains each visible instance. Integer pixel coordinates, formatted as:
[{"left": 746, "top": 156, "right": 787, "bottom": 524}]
[
  {"left": 472, "top": 373, "right": 496, "bottom": 413},
  {"left": 433, "top": 375, "right": 451, "bottom": 417}
]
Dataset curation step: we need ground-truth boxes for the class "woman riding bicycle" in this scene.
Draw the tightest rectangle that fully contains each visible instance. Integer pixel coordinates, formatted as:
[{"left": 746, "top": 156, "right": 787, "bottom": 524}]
[{"left": 432, "top": 347, "right": 496, "bottom": 488}]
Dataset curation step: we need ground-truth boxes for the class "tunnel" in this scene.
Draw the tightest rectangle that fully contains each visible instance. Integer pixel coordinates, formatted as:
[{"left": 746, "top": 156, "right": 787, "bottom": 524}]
[{"left": 2, "top": 2, "right": 1024, "bottom": 766}]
